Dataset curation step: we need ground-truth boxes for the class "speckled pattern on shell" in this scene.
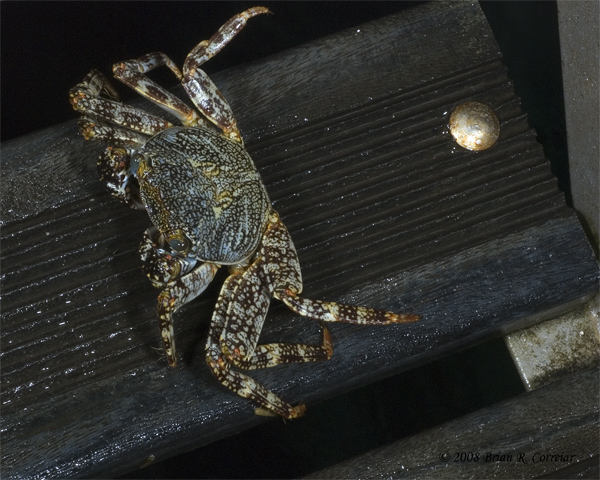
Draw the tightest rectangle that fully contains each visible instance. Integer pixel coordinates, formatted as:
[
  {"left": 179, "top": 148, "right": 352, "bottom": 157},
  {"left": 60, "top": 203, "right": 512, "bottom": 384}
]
[
  {"left": 68, "top": 7, "right": 420, "bottom": 418},
  {"left": 139, "top": 126, "right": 270, "bottom": 264}
]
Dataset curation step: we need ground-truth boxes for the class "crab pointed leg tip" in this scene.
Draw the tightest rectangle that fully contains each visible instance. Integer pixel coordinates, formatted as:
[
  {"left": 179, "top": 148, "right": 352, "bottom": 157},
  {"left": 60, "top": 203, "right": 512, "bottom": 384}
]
[
  {"left": 254, "top": 402, "right": 306, "bottom": 419},
  {"left": 389, "top": 313, "right": 421, "bottom": 324},
  {"left": 249, "top": 6, "right": 273, "bottom": 17},
  {"left": 254, "top": 406, "right": 279, "bottom": 417},
  {"left": 291, "top": 403, "right": 307, "bottom": 418}
]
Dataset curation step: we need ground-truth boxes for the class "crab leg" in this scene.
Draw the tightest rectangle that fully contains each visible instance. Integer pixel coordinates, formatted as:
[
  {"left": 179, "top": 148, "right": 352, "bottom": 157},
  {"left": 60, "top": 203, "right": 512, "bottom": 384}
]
[
  {"left": 206, "top": 274, "right": 308, "bottom": 418},
  {"left": 185, "top": 7, "right": 271, "bottom": 66},
  {"left": 70, "top": 69, "right": 174, "bottom": 136},
  {"left": 261, "top": 212, "right": 420, "bottom": 326},
  {"left": 72, "top": 69, "right": 120, "bottom": 101},
  {"left": 140, "top": 228, "right": 219, "bottom": 366},
  {"left": 219, "top": 263, "right": 271, "bottom": 361},
  {"left": 267, "top": 215, "right": 420, "bottom": 326},
  {"left": 182, "top": 7, "right": 271, "bottom": 144},
  {"left": 232, "top": 325, "right": 333, "bottom": 371},
  {"left": 215, "top": 261, "right": 333, "bottom": 369},
  {"left": 207, "top": 352, "right": 307, "bottom": 418},
  {"left": 278, "top": 292, "right": 421, "bottom": 325},
  {"left": 206, "top": 210, "right": 418, "bottom": 418},
  {"left": 156, "top": 265, "right": 218, "bottom": 367},
  {"left": 113, "top": 53, "right": 204, "bottom": 127},
  {"left": 78, "top": 115, "right": 149, "bottom": 147}
]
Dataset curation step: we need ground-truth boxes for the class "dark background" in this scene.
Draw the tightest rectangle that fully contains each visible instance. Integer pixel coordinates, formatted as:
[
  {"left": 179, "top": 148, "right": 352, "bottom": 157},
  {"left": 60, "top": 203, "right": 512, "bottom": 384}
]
[
  {"left": 1, "top": 2, "right": 567, "bottom": 478},
  {"left": 1, "top": 0, "right": 570, "bottom": 200},
  {"left": 1, "top": 2, "right": 412, "bottom": 142}
]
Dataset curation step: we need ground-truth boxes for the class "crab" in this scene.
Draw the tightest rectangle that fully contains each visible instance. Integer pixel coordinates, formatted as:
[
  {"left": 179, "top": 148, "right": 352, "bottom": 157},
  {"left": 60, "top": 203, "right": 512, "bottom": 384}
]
[{"left": 69, "top": 7, "right": 419, "bottom": 418}]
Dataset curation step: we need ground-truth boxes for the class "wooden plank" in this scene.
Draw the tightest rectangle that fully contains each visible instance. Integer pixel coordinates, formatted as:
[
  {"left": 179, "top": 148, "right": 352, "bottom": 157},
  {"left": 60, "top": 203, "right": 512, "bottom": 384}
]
[
  {"left": 1, "top": 2, "right": 597, "bottom": 478},
  {"left": 307, "top": 366, "right": 599, "bottom": 479}
]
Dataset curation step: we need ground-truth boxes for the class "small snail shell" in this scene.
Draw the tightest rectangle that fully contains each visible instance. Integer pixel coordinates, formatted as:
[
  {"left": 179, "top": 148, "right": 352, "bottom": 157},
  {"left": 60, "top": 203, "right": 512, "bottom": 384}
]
[{"left": 449, "top": 101, "right": 500, "bottom": 151}]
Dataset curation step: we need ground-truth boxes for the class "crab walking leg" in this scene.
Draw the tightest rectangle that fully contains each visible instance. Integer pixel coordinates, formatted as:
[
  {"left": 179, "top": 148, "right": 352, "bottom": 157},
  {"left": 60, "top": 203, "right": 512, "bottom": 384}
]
[
  {"left": 185, "top": 7, "right": 271, "bottom": 66},
  {"left": 232, "top": 324, "right": 333, "bottom": 371},
  {"left": 140, "top": 228, "right": 219, "bottom": 367},
  {"left": 182, "top": 7, "right": 271, "bottom": 144},
  {"left": 206, "top": 275, "right": 306, "bottom": 419},
  {"left": 207, "top": 354, "right": 307, "bottom": 418},
  {"left": 219, "top": 261, "right": 271, "bottom": 360},
  {"left": 217, "top": 214, "right": 333, "bottom": 370},
  {"left": 70, "top": 69, "right": 120, "bottom": 102},
  {"left": 206, "top": 274, "right": 243, "bottom": 351},
  {"left": 113, "top": 53, "right": 204, "bottom": 127},
  {"left": 217, "top": 261, "right": 333, "bottom": 370},
  {"left": 204, "top": 213, "right": 332, "bottom": 418},
  {"left": 155, "top": 263, "right": 219, "bottom": 366},
  {"left": 78, "top": 116, "right": 149, "bottom": 147},
  {"left": 70, "top": 71, "right": 174, "bottom": 136},
  {"left": 279, "top": 291, "right": 421, "bottom": 325},
  {"left": 209, "top": 272, "right": 332, "bottom": 370},
  {"left": 263, "top": 213, "right": 421, "bottom": 326}
]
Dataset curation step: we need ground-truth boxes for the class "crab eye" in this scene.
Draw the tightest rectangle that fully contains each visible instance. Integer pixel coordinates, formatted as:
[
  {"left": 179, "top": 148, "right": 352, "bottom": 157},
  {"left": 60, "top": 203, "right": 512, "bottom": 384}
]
[
  {"left": 166, "top": 231, "right": 192, "bottom": 253},
  {"left": 131, "top": 153, "right": 149, "bottom": 175}
]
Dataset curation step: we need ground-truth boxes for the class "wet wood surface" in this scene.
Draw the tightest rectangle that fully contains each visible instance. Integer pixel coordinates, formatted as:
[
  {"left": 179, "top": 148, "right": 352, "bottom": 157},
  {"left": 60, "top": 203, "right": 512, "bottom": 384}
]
[
  {"left": 2, "top": 2, "right": 598, "bottom": 478},
  {"left": 308, "top": 366, "right": 599, "bottom": 479}
]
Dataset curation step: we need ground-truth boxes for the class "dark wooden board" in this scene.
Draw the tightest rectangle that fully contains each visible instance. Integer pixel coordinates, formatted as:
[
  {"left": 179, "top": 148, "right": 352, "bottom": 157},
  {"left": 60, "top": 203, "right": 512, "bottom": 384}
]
[
  {"left": 308, "top": 366, "right": 599, "bottom": 479},
  {"left": 1, "top": 2, "right": 597, "bottom": 478}
]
